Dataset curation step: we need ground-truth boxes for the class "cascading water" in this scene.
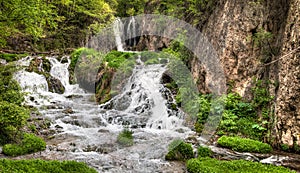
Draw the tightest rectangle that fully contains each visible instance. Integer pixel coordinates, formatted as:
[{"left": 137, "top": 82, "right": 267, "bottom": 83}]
[
  {"left": 113, "top": 18, "right": 125, "bottom": 51},
  {"left": 113, "top": 17, "right": 140, "bottom": 51},
  {"left": 14, "top": 55, "right": 195, "bottom": 172}
]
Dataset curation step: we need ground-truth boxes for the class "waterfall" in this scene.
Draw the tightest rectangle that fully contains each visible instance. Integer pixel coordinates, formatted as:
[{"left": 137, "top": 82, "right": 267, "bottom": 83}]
[
  {"left": 126, "top": 16, "right": 137, "bottom": 46},
  {"left": 14, "top": 55, "right": 193, "bottom": 172},
  {"left": 113, "top": 17, "right": 140, "bottom": 51},
  {"left": 113, "top": 17, "right": 124, "bottom": 51}
]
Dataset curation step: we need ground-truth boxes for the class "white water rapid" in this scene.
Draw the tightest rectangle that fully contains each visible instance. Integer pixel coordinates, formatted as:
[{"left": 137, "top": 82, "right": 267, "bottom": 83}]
[{"left": 14, "top": 55, "right": 195, "bottom": 173}]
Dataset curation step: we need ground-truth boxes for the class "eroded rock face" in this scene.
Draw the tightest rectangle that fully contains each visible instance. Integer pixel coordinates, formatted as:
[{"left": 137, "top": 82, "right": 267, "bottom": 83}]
[
  {"left": 202, "top": 0, "right": 289, "bottom": 97},
  {"left": 192, "top": 0, "right": 299, "bottom": 148},
  {"left": 275, "top": 0, "right": 300, "bottom": 148}
]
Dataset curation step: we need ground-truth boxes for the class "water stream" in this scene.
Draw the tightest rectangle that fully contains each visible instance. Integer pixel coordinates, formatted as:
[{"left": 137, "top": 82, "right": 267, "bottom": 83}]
[{"left": 13, "top": 56, "right": 194, "bottom": 173}]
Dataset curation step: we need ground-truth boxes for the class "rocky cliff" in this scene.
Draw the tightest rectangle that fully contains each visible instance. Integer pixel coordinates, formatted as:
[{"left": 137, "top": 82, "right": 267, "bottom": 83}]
[
  {"left": 275, "top": 0, "right": 300, "bottom": 148},
  {"left": 198, "top": 0, "right": 299, "bottom": 148}
]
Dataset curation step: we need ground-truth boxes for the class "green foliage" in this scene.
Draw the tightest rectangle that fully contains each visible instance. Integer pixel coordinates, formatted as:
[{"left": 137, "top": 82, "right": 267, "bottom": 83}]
[
  {"left": 0, "top": 101, "right": 29, "bottom": 144},
  {"left": 153, "top": 0, "right": 217, "bottom": 27},
  {"left": 140, "top": 51, "right": 169, "bottom": 65},
  {"left": 281, "top": 144, "right": 290, "bottom": 151},
  {"left": 251, "top": 80, "right": 273, "bottom": 108},
  {"left": 0, "top": 159, "right": 97, "bottom": 173},
  {"left": 117, "top": 128, "right": 134, "bottom": 146},
  {"left": 116, "top": 0, "right": 146, "bottom": 17},
  {"left": 165, "top": 139, "right": 194, "bottom": 161},
  {"left": 187, "top": 157, "right": 295, "bottom": 173},
  {"left": 218, "top": 110, "right": 238, "bottom": 133},
  {"left": 0, "top": 53, "right": 28, "bottom": 62},
  {"left": 70, "top": 47, "right": 101, "bottom": 71},
  {"left": 252, "top": 28, "right": 273, "bottom": 48},
  {"left": 104, "top": 51, "right": 136, "bottom": 68},
  {"left": 0, "top": 65, "right": 24, "bottom": 105},
  {"left": 217, "top": 136, "right": 272, "bottom": 153},
  {"left": 197, "top": 146, "right": 212, "bottom": 158},
  {"left": 3, "top": 133, "right": 46, "bottom": 156},
  {"left": 1, "top": 0, "right": 114, "bottom": 50},
  {"left": 0, "top": 0, "right": 58, "bottom": 47}
]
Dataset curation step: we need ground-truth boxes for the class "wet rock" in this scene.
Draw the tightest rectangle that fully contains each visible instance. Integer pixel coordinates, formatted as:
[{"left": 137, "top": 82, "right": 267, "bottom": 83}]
[
  {"left": 65, "top": 95, "right": 83, "bottom": 99},
  {"left": 98, "top": 129, "right": 110, "bottom": 133},
  {"left": 55, "top": 125, "right": 63, "bottom": 129},
  {"left": 47, "top": 76, "right": 65, "bottom": 94},
  {"left": 62, "top": 107, "right": 74, "bottom": 114},
  {"left": 83, "top": 145, "right": 97, "bottom": 152}
]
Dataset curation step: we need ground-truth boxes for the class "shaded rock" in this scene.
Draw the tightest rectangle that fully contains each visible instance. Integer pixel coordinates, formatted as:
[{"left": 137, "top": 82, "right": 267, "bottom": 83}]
[
  {"left": 47, "top": 76, "right": 65, "bottom": 94},
  {"left": 62, "top": 107, "right": 74, "bottom": 114}
]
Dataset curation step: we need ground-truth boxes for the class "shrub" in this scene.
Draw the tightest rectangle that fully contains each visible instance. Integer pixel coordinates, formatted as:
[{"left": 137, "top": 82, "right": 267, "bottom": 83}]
[
  {"left": 0, "top": 159, "right": 97, "bottom": 173},
  {"left": 187, "top": 157, "right": 295, "bottom": 173},
  {"left": 197, "top": 146, "right": 212, "bottom": 158},
  {"left": 117, "top": 129, "right": 134, "bottom": 146},
  {"left": 217, "top": 136, "right": 272, "bottom": 153},
  {"left": 0, "top": 101, "right": 29, "bottom": 144},
  {"left": 165, "top": 139, "right": 194, "bottom": 161},
  {"left": 3, "top": 133, "right": 46, "bottom": 156}
]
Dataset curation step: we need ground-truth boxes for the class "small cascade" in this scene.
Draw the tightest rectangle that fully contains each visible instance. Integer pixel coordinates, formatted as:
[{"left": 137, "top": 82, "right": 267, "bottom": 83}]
[
  {"left": 101, "top": 61, "right": 185, "bottom": 130},
  {"left": 113, "top": 17, "right": 125, "bottom": 51},
  {"left": 48, "top": 56, "right": 84, "bottom": 94}
]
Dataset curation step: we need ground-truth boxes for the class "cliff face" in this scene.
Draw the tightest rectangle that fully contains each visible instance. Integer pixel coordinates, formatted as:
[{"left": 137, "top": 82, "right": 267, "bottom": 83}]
[
  {"left": 196, "top": 0, "right": 299, "bottom": 148},
  {"left": 275, "top": 0, "right": 300, "bottom": 148},
  {"left": 202, "top": 0, "right": 289, "bottom": 97}
]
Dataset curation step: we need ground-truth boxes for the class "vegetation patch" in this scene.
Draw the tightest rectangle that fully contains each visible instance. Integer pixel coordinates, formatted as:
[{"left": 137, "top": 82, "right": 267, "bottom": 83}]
[
  {"left": 197, "top": 146, "right": 212, "bottom": 158},
  {"left": 0, "top": 53, "right": 28, "bottom": 62},
  {"left": 165, "top": 139, "right": 194, "bottom": 161},
  {"left": 3, "top": 133, "right": 46, "bottom": 156},
  {"left": 117, "top": 129, "right": 134, "bottom": 146},
  {"left": 217, "top": 136, "right": 272, "bottom": 153},
  {"left": 187, "top": 157, "right": 295, "bottom": 173},
  {"left": 0, "top": 159, "right": 97, "bottom": 173}
]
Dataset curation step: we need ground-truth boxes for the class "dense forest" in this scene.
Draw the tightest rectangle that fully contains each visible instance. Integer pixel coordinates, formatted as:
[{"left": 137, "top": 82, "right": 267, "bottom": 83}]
[{"left": 0, "top": 0, "right": 300, "bottom": 172}]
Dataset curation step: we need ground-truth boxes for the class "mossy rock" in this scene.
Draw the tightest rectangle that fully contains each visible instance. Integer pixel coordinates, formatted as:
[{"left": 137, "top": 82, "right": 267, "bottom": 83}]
[
  {"left": 217, "top": 136, "right": 272, "bottom": 153},
  {"left": 187, "top": 157, "right": 295, "bottom": 173},
  {"left": 165, "top": 139, "right": 194, "bottom": 161}
]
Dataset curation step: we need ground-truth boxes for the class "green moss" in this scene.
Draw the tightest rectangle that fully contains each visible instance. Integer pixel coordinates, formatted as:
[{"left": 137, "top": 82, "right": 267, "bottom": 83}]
[
  {"left": 165, "top": 139, "right": 194, "bottom": 161},
  {"left": 217, "top": 136, "right": 272, "bottom": 153},
  {"left": 197, "top": 146, "right": 212, "bottom": 158},
  {"left": 0, "top": 159, "right": 97, "bottom": 173},
  {"left": 104, "top": 50, "right": 135, "bottom": 68},
  {"left": 117, "top": 129, "right": 134, "bottom": 146},
  {"left": 187, "top": 157, "right": 295, "bottom": 173},
  {"left": 3, "top": 133, "right": 46, "bottom": 156},
  {"left": 0, "top": 53, "right": 28, "bottom": 62}
]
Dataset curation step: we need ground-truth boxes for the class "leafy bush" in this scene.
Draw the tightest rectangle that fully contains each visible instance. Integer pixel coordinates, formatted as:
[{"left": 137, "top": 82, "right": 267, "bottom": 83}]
[
  {"left": 165, "top": 139, "right": 194, "bottom": 161},
  {"left": 217, "top": 136, "right": 272, "bottom": 153},
  {"left": 0, "top": 65, "right": 24, "bottom": 105},
  {"left": 0, "top": 159, "right": 97, "bottom": 173},
  {"left": 0, "top": 101, "right": 29, "bottom": 144},
  {"left": 197, "top": 146, "right": 212, "bottom": 157},
  {"left": 3, "top": 133, "right": 46, "bottom": 156},
  {"left": 117, "top": 129, "right": 134, "bottom": 146},
  {"left": 187, "top": 157, "right": 295, "bottom": 173}
]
